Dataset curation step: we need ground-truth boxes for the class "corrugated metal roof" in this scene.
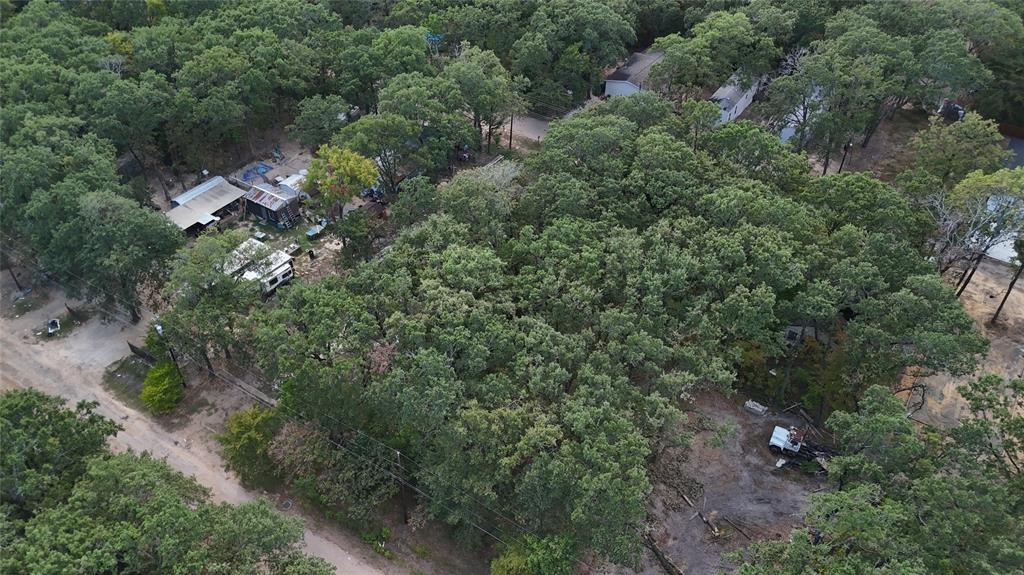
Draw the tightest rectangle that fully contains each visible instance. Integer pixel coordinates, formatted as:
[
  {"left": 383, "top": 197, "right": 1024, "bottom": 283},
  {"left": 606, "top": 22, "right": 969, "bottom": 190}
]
[
  {"left": 172, "top": 176, "right": 229, "bottom": 206},
  {"left": 711, "top": 75, "right": 747, "bottom": 110},
  {"left": 279, "top": 173, "right": 305, "bottom": 190},
  {"left": 223, "top": 238, "right": 294, "bottom": 281},
  {"left": 244, "top": 184, "right": 295, "bottom": 212},
  {"left": 166, "top": 177, "right": 247, "bottom": 230}
]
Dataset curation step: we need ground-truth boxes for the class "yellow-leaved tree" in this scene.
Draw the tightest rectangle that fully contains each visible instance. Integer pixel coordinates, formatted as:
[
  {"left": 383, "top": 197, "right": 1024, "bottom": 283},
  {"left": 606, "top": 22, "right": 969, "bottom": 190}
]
[{"left": 304, "top": 145, "right": 378, "bottom": 216}]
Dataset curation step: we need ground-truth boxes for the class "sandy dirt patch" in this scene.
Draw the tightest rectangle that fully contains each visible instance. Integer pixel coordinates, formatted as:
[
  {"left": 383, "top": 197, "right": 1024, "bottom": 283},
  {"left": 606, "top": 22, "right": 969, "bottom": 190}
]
[
  {"left": 0, "top": 273, "right": 392, "bottom": 575},
  {"left": 911, "top": 258, "right": 1024, "bottom": 428},
  {"left": 597, "top": 394, "right": 823, "bottom": 575}
]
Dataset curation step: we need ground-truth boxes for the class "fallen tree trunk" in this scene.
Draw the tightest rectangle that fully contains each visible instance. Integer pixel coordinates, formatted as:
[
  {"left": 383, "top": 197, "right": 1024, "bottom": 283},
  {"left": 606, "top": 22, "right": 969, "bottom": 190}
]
[
  {"left": 682, "top": 494, "right": 721, "bottom": 536},
  {"left": 644, "top": 533, "right": 685, "bottom": 575},
  {"left": 723, "top": 516, "right": 752, "bottom": 540}
]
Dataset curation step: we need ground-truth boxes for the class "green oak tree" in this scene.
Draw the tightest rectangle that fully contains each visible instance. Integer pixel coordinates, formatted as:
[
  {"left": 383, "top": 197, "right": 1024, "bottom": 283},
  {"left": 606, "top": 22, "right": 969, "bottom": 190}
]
[
  {"left": 159, "top": 230, "right": 261, "bottom": 370},
  {"left": 289, "top": 95, "right": 353, "bottom": 151},
  {"left": 442, "top": 44, "right": 527, "bottom": 152},
  {"left": 0, "top": 390, "right": 119, "bottom": 522},
  {"left": 333, "top": 113, "right": 432, "bottom": 195}
]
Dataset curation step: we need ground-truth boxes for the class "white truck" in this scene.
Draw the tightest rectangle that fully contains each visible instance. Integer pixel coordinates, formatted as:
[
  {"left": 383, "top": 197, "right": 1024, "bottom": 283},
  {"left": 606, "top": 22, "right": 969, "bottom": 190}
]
[
  {"left": 769, "top": 426, "right": 804, "bottom": 456},
  {"left": 769, "top": 425, "right": 836, "bottom": 468}
]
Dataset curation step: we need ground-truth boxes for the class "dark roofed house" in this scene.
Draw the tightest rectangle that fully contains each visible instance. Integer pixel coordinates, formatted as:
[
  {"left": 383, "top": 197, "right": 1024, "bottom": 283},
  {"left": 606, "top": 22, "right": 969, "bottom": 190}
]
[
  {"left": 1006, "top": 136, "right": 1024, "bottom": 169},
  {"left": 604, "top": 50, "right": 665, "bottom": 97},
  {"left": 166, "top": 176, "right": 247, "bottom": 234},
  {"left": 244, "top": 183, "right": 301, "bottom": 229}
]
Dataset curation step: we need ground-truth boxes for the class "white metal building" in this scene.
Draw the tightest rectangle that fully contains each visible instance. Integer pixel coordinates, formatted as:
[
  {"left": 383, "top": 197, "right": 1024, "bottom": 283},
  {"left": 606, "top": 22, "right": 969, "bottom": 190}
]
[
  {"left": 165, "top": 176, "right": 247, "bottom": 234},
  {"left": 710, "top": 75, "right": 759, "bottom": 125}
]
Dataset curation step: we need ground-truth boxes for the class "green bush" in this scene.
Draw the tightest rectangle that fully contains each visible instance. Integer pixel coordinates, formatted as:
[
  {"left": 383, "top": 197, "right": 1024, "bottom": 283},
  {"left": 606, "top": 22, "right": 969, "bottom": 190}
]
[
  {"left": 360, "top": 525, "right": 393, "bottom": 558},
  {"left": 490, "top": 535, "right": 576, "bottom": 575},
  {"left": 217, "top": 406, "right": 281, "bottom": 488},
  {"left": 143, "top": 324, "right": 168, "bottom": 358},
  {"left": 140, "top": 360, "right": 184, "bottom": 414}
]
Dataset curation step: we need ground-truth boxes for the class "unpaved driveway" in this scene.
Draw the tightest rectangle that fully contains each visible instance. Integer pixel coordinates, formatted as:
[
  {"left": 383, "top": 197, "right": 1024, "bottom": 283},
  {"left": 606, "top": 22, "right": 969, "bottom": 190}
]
[{"left": 0, "top": 280, "right": 393, "bottom": 575}]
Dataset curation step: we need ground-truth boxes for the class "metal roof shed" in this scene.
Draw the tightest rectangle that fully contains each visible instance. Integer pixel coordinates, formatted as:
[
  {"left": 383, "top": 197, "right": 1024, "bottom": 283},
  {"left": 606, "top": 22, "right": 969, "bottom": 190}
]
[
  {"left": 244, "top": 184, "right": 301, "bottom": 229},
  {"left": 166, "top": 176, "right": 247, "bottom": 233}
]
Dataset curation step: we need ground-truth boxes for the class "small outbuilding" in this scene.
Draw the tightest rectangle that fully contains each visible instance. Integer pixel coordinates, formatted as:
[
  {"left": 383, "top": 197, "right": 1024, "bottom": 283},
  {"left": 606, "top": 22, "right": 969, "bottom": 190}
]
[
  {"left": 244, "top": 183, "right": 301, "bottom": 229},
  {"left": 166, "top": 176, "right": 247, "bottom": 234},
  {"left": 604, "top": 50, "right": 665, "bottom": 97},
  {"left": 984, "top": 195, "right": 1023, "bottom": 265},
  {"left": 276, "top": 171, "right": 310, "bottom": 199}
]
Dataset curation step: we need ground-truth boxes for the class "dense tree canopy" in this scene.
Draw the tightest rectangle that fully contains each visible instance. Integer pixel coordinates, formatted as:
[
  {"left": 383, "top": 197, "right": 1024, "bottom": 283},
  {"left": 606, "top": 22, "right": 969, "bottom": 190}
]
[
  {"left": 0, "top": 389, "right": 333, "bottom": 575},
  {"left": 1, "top": 390, "right": 119, "bottom": 525},
  {"left": 757, "top": 0, "right": 1021, "bottom": 166},
  {"left": 3, "top": 0, "right": 1019, "bottom": 571},
  {"left": 241, "top": 93, "right": 986, "bottom": 565}
]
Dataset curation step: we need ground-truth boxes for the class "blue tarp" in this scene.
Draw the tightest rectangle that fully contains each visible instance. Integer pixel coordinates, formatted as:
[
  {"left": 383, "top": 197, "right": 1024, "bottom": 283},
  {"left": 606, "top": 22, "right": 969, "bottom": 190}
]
[
  {"left": 306, "top": 224, "right": 325, "bottom": 239},
  {"left": 241, "top": 162, "right": 273, "bottom": 182}
]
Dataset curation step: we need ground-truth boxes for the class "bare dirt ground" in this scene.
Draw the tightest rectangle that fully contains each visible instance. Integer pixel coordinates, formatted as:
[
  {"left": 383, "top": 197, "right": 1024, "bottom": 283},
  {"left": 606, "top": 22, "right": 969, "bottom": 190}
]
[
  {"left": 911, "top": 259, "right": 1024, "bottom": 428},
  {"left": 597, "top": 394, "right": 823, "bottom": 575},
  {"left": 0, "top": 273, "right": 397, "bottom": 575},
  {"left": 809, "top": 108, "right": 929, "bottom": 181}
]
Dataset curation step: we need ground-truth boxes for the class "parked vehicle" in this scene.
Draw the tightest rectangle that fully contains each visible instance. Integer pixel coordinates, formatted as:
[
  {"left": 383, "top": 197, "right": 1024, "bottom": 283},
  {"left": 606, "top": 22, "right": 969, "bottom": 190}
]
[{"left": 769, "top": 425, "right": 837, "bottom": 466}]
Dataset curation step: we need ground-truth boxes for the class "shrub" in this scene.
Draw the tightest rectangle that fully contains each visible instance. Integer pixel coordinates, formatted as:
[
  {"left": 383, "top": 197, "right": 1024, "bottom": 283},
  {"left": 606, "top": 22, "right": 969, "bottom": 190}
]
[
  {"left": 217, "top": 406, "right": 281, "bottom": 488},
  {"left": 140, "top": 360, "right": 183, "bottom": 414},
  {"left": 360, "top": 525, "right": 393, "bottom": 558},
  {"left": 491, "top": 535, "right": 577, "bottom": 575},
  {"left": 143, "top": 324, "right": 168, "bottom": 358}
]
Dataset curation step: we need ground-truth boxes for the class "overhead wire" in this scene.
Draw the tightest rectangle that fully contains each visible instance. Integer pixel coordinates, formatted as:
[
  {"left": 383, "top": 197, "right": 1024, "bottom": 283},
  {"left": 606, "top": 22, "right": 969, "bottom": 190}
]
[{"left": 1, "top": 237, "right": 539, "bottom": 545}]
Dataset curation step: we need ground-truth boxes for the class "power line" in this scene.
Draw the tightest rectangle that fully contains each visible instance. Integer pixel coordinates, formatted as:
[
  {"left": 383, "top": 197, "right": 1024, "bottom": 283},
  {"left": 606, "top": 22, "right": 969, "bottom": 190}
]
[
  {"left": 522, "top": 93, "right": 572, "bottom": 113},
  {"left": 1, "top": 238, "right": 538, "bottom": 545},
  {"left": 218, "top": 356, "right": 538, "bottom": 541},
  {"left": 191, "top": 329, "right": 540, "bottom": 541}
]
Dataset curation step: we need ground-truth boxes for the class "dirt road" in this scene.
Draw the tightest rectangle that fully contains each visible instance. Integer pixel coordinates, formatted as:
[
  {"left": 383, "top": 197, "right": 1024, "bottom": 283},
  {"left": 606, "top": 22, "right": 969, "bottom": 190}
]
[{"left": 0, "top": 282, "right": 394, "bottom": 575}]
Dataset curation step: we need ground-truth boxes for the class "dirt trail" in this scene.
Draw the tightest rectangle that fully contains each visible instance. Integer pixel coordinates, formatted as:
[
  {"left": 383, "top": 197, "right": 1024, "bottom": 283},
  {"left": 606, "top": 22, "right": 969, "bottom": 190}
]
[{"left": 0, "top": 281, "right": 393, "bottom": 575}]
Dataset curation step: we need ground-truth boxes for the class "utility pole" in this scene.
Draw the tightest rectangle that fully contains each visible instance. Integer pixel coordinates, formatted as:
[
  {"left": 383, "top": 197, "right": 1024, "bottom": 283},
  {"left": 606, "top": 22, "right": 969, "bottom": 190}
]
[
  {"left": 7, "top": 267, "right": 23, "bottom": 291},
  {"left": 155, "top": 322, "right": 187, "bottom": 388},
  {"left": 508, "top": 114, "right": 514, "bottom": 150},
  {"left": 396, "top": 449, "right": 409, "bottom": 524},
  {"left": 837, "top": 141, "right": 853, "bottom": 173},
  {"left": 166, "top": 345, "right": 187, "bottom": 388}
]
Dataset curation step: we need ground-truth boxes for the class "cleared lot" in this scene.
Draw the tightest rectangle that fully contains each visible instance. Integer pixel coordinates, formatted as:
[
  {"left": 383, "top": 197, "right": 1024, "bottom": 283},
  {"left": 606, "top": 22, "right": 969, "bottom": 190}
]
[{"left": 598, "top": 393, "right": 823, "bottom": 575}]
